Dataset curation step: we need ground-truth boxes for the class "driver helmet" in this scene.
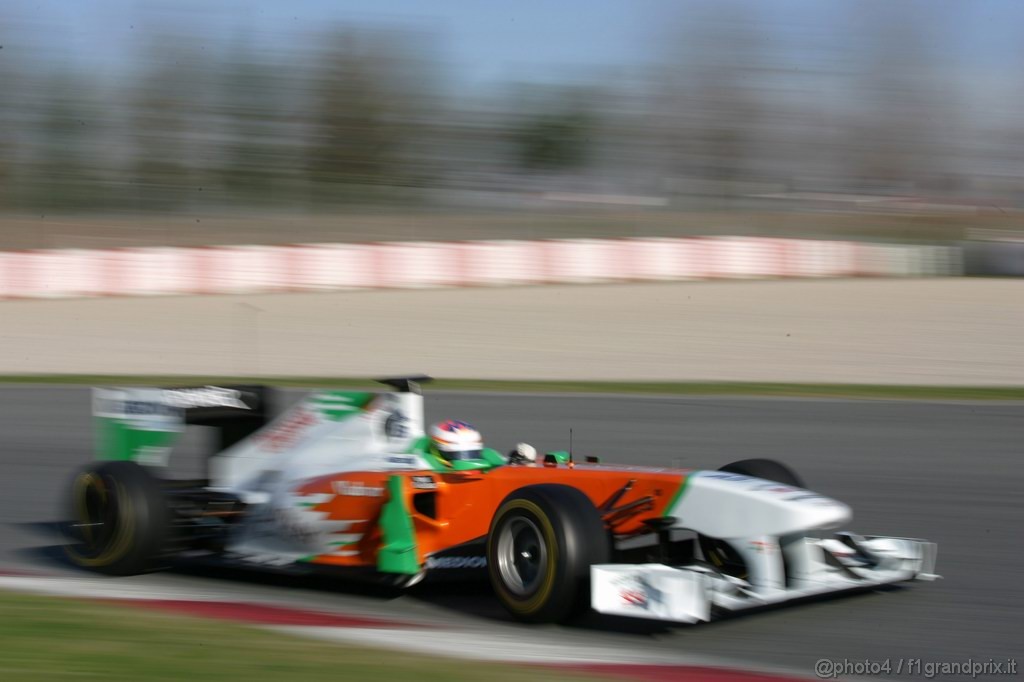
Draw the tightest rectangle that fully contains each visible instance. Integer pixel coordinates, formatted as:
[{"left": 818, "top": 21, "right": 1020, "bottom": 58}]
[{"left": 429, "top": 419, "right": 483, "bottom": 462}]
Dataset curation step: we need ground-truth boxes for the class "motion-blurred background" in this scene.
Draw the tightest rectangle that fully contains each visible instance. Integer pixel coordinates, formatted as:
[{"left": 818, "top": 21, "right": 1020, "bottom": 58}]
[
  {"left": 2, "top": 0, "right": 1022, "bottom": 250},
  {"left": 1, "top": 6, "right": 1021, "bottom": 679}
]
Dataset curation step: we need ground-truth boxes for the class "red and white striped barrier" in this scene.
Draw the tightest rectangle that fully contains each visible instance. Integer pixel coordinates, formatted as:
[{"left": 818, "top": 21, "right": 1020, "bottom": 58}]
[{"left": 0, "top": 237, "right": 962, "bottom": 300}]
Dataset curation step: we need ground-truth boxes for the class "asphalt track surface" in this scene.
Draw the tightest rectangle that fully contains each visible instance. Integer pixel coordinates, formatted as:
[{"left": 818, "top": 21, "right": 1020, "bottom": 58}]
[{"left": 2, "top": 386, "right": 1021, "bottom": 676}]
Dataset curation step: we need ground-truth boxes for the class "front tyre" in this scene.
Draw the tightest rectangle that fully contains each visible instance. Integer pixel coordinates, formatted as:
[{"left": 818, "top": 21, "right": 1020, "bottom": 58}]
[
  {"left": 64, "top": 461, "right": 169, "bottom": 575},
  {"left": 487, "top": 484, "right": 609, "bottom": 623}
]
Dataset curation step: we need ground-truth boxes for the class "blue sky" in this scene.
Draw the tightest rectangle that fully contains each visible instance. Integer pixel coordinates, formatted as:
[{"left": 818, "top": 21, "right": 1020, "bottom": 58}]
[
  {"left": 4, "top": 0, "right": 1023, "bottom": 88},
  {"left": 5, "top": 0, "right": 660, "bottom": 84}
]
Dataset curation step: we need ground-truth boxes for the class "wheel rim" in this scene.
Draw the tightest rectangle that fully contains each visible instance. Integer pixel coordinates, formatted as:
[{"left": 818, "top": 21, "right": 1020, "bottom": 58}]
[{"left": 496, "top": 516, "right": 548, "bottom": 597}]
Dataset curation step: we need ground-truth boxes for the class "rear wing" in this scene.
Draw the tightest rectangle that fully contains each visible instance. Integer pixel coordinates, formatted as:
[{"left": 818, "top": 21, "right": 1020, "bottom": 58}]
[{"left": 92, "top": 385, "right": 273, "bottom": 467}]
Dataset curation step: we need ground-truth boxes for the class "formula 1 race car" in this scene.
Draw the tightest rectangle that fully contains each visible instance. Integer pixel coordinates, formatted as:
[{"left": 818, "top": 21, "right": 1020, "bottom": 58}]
[{"left": 65, "top": 377, "right": 938, "bottom": 624}]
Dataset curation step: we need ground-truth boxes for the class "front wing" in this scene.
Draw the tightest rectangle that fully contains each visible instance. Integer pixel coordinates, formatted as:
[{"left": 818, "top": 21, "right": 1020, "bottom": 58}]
[{"left": 591, "top": 533, "right": 938, "bottom": 623}]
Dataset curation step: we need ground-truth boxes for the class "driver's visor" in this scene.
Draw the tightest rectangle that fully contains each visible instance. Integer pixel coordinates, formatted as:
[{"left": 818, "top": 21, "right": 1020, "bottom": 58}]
[{"left": 441, "top": 449, "right": 483, "bottom": 461}]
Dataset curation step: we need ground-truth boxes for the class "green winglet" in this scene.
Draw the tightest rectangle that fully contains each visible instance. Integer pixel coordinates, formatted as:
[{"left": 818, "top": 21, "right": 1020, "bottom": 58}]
[
  {"left": 449, "top": 459, "right": 491, "bottom": 471},
  {"left": 479, "top": 447, "right": 506, "bottom": 468},
  {"left": 544, "top": 450, "right": 571, "bottom": 465},
  {"left": 377, "top": 475, "right": 420, "bottom": 575}
]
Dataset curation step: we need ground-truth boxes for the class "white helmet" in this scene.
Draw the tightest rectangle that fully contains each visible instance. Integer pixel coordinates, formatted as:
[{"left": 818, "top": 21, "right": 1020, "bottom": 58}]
[
  {"left": 509, "top": 443, "right": 537, "bottom": 465},
  {"left": 429, "top": 419, "right": 483, "bottom": 462}
]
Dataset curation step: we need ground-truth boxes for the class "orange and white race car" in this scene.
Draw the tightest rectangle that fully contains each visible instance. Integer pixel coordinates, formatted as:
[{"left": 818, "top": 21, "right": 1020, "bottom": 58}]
[{"left": 66, "top": 377, "right": 938, "bottom": 624}]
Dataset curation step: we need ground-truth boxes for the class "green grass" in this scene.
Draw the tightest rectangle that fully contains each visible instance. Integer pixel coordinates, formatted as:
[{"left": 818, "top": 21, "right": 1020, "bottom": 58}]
[
  {"left": 0, "top": 374, "right": 1022, "bottom": 400},
  {"left": 0, "top": 591, "right": 593, "bottom": 682}
]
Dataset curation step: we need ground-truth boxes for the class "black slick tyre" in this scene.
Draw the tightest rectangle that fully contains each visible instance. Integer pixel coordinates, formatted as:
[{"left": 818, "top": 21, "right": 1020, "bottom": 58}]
[
  {"left": 487, "top": 484, "right": 609, "bottom": 623},
  {"left": 64, "top": 460, "right": 169, "bottom": 575}
]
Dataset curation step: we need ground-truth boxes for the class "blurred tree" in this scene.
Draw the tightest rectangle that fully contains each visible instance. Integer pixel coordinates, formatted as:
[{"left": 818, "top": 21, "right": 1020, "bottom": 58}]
[
  {"left": 27, "top": 71, "right": 111, "bottom": 211},
  {"left": 843, "top": 3, "right": 954, "bottom": 194},
  {"left": 0, "top": 0, "right": 1019, "bottom": 219},
  {"left": 128, "top": 38, "right": 214, "bottom": 211},
  {"left": 515, "top": 109, "right": 593, "bottom": 172},
  {"left": 305, "top": 28, "right": 438, "bottom": 199},
  {"left": 500, "top": 82, "right": 600, "bottom": 178},
  {"left": 216, "top": 45, "right": 296, "bottom": 204},
  {"left": 0, "top": 48, "right": 15, "bottom": 209},
  {"left": 653, "top": 2, "right": 766, "bottom": 201}
]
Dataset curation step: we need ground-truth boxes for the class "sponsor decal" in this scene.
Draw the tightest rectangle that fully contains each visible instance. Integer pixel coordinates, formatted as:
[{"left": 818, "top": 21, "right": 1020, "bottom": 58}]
[
  {"left": 387, "top": 455, "right": 418, "bottom": 468},
  {"left": 96, "top": 397, "right": 179, "bottom": 419},
  {"left": 612, "top": 573, "right": 661, "bottom": 610},
  {"left": 122, "top": 400, "right": 180, "bottom": 417},
  {"left": 425, "top": 556, "right": 487, "bottom": 569},
  {"left": 94, "top": 389, "right": 183, "bottom": 427},
  {"left": 620, "top": 588, "right": 647, "bottom": 608},
  {"left": 411, "top": 475, "right": 437, "bottom": 490},
  {"left": 162, "top": 386, "right": 251, "bottom": 410},
  {"left": 699, "top": 471, "right": 842, "bottom": 506},
  {"left": 258, "top": 408, "right": 318, "bottom": 452},
  {"left": 384, "top": 411, "right": 409, "bottom": 439},
  {"left": 332, "top": 481, "right": 385, "bottom": 497},
  {"left": 785, "top": 493, "right": 842, "bottom": 506},
  {"left": 748, "top": 539, "right": 778, "bottom": 554},
  {"left": 701, "top": 472, "right": 755, "bottom": 482},
  {"left": 755, "top": 485, "right": 798, "bottom": 494},
  {"left": 701, "top": 472, "right": 799, "bottom": 492},
  {"left": 134, "top": 445, "right": 173, "bottom": 467}
]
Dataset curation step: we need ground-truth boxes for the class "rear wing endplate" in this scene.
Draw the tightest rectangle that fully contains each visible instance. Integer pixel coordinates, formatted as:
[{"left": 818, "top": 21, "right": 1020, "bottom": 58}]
[{"left": 93, "top": 385, "right": 272, "bottom": 466}]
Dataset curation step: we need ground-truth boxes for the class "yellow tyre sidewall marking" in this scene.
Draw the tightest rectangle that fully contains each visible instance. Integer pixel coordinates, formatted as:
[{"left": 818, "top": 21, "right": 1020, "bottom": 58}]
[
  {"left": 71, "top": 472, "right": 101, "bottom": 545},
  {"left": 65, "top": 474, "right": 136, "bottom": 568},
  {"left": 490, "top": 498, "right": 559, "bottom": 616}
]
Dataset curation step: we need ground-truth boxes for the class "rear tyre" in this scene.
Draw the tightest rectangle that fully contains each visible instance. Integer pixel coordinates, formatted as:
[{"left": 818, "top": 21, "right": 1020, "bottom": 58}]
[
  {"left": 699, "top": 458, "right": 804, "bottom": 578},
  {"left": 64, "top": 461, "right": 169, "bottom": 575},
  {"left": 487, "top": 484, "right": 609, "bottom": 623}
]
